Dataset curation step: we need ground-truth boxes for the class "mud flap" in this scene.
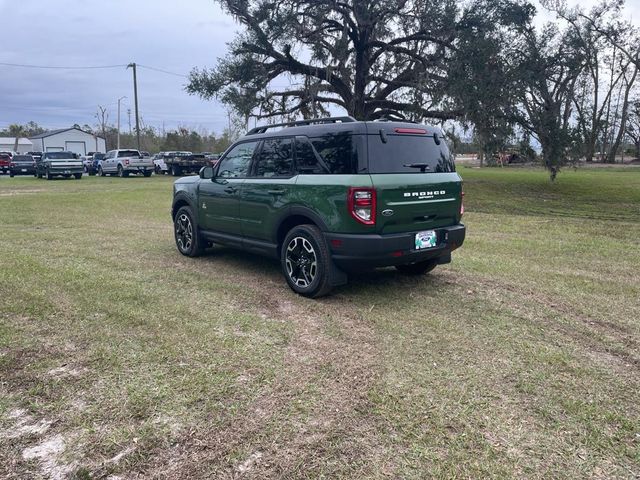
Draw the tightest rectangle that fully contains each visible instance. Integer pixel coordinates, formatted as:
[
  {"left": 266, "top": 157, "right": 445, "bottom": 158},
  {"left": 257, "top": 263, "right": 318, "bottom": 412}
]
[
  {"left": 437, "top": 252, "right": 452, "bottom": 265},
  {"left": 329, "top": 260, "right": 348, "bottom": 287}
]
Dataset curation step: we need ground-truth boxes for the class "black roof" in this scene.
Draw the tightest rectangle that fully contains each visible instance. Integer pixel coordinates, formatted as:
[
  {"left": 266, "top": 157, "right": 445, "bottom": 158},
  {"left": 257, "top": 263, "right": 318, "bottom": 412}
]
[
  {"left": 30, "top": 127, "right": 105, "bottom": 140},
  {"left": 241, "top": 116, "right": 440, "bottom": 141}
]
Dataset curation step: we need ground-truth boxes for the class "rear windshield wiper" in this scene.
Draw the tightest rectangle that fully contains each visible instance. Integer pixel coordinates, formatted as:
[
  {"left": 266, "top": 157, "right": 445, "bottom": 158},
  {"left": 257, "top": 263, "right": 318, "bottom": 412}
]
[{"left": 403, "top": 163, "right": 431, "bottom": 173}]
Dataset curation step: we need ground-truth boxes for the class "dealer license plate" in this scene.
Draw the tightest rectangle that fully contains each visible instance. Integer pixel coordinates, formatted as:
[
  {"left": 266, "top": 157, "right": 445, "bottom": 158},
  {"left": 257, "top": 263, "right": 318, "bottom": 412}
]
[
  {"left": 21, "top": 169, "right": 27, "bottom": 172},
  {"left": 415, "top": 230, "right": 437, "bottom": 250}
]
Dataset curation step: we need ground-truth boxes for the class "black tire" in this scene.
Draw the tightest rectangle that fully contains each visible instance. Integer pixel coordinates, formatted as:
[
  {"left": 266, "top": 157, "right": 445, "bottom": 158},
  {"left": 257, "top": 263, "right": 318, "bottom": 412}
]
[
  {"left": 117, "top": 165, "right": 128, "bottom": 177},
  {"left": 395, "top": 259, "right": 438, "bottom": 276},
  {"left": 281, "top": 224, "right": 333, "bottom": 298},
  {"left": 98, "top": 166, "right": 105, "bottom": 177},
  {"left": 46, "top": 169, "right": 53, "bottom": 180},
  {"left": 143, "top": 170, "right": 152, "bottom": 177},
  {"left": 74, "top": 173, "right": 82, "bottom": 179},
  {"left": 174, "top": 206, "right": 204, "bottom": 257}
]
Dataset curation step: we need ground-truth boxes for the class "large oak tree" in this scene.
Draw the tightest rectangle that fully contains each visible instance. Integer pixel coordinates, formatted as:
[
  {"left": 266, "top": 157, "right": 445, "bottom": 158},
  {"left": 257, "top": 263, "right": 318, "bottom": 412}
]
[{"left": 187, "top": 0, "right": 531, "bottom": 123}]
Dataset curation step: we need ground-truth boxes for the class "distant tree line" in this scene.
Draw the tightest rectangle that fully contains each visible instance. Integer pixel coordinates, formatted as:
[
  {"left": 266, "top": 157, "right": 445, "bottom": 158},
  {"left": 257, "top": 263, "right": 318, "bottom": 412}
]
[
  {"left": 188, "top": 0, "right": 640, "bottom": 179},
  {"left": 0, "top": 121, "right": 236, "bottom": 155}
]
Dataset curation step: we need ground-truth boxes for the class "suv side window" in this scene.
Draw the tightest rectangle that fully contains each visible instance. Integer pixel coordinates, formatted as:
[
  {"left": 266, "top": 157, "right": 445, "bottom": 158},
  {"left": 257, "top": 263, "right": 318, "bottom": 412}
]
[
  {"left": 309, "top": 132, "right": 356, "bottom": 174},
  {"left": 295, "top": 136, "right": 329, "bottom": 174},
  {"left": 253, "top": 138, "right": 293, "bottom": 177},
  {"left": 217, "top": 141, "right": 258, "bottom": 178}
]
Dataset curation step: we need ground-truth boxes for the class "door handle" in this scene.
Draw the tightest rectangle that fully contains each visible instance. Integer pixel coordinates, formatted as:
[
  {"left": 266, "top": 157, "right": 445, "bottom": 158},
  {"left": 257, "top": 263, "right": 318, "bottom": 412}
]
[
  {"left": 224, "top": 186, "right": 237, "bottom": 194},
  {"left": 267, "top": 189, "right": 286, "bottom": 195}
]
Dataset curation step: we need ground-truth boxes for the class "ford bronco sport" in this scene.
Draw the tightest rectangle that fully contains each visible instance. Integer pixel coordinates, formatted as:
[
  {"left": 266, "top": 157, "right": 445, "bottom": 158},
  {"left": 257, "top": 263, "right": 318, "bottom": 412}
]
[{"left": 172, "top": 117, "right": 465, "bottom": 298}]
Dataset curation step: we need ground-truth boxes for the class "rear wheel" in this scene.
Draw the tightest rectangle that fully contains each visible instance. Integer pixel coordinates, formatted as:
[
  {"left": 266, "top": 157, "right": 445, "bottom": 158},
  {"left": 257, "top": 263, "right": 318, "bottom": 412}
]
[
  {"left": 174, "top": 206, "right": 204, "bottom": 257},
  {"left": 281, "top": 224, "right": 332, "bottom": 298},
  {"left": 117, "top": 165, "right": 129, "bottom": 177},
  {"left": 395, "top": 259, "right": 438, "bottom": 276}
]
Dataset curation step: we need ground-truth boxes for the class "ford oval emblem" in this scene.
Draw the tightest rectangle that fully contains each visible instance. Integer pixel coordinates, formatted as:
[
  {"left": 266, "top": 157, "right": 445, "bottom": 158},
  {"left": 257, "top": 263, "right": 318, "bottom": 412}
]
[{"left": 382, "top": 209, "right": 394, "bottom": 217}]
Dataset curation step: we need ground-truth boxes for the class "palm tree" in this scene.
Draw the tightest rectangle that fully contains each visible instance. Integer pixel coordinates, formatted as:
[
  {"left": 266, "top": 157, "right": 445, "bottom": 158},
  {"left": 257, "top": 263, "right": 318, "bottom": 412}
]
[{"left": 8, "top": 124, "right": 25, "bottom": 153}]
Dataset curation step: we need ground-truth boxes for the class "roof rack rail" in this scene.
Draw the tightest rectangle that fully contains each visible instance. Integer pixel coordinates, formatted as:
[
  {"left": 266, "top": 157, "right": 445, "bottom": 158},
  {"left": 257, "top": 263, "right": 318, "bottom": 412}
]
[{"left": 246, "top": 116, "right": 357, "bottom": 135}]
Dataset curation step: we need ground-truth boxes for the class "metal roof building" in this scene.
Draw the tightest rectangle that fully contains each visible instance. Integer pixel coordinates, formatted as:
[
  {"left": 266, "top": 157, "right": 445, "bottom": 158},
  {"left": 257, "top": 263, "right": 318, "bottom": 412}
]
[
  {"left": 0, "top": 137, "right": 33, "bottom": 154},
  {"left": 29, "top": 127, "right": 106, "bottom": 155}
]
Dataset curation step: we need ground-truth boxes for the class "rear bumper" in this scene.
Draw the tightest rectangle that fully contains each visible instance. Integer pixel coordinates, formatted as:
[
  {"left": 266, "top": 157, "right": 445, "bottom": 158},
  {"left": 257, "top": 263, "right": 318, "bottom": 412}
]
[
  {"left": 10, "top": 166, "right": 36, "bottom": 175},
  {"left": 49, "top": 166, "right": 83, "bottom": 174},
  {"left": 325, "top": 224, "right": 466, "bottom": 271}
]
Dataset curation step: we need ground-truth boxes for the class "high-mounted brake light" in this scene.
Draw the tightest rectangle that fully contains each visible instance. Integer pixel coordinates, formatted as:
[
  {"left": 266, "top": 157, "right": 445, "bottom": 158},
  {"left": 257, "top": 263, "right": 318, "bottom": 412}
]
[
  {"left": 348, "top": 187, "right": 376, "bottom": 225},
  {"left": 394, "top": 128, "right": 427, "bottom": 134}
]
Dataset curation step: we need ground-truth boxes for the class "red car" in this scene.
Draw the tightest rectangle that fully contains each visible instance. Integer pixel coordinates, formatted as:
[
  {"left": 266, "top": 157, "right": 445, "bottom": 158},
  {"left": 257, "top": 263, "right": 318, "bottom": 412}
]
[{"left": 0, "top": 153, "right": 12, "bottom": 175}]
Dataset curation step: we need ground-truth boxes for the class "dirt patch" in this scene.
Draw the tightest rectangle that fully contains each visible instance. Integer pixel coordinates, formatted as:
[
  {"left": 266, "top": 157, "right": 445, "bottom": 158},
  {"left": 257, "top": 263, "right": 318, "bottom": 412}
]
[{"left": 22, "top": 434, "right": 74, "bottom": 480}]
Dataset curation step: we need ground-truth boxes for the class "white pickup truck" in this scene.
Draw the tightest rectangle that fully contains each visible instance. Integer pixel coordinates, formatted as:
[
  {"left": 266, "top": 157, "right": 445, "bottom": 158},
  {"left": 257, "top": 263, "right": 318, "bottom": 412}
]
[{"left": 98, "top": 149, "right": 154, "bottom": 177}]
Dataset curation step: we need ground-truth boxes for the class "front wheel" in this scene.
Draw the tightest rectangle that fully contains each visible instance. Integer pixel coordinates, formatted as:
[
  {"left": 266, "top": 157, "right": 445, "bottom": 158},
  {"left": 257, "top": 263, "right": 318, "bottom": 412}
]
[
  {"left": 281, "top": 225, "right": 333, "bottom": 298},
  {"left": 395, "top": 259, "right": 438, "bottom": 276},
  {"left": 174, "top": 206, "right": 204, "bottom": 257},
  {"left": 46, "top": 169, "right": 53, "bottom": 180}
]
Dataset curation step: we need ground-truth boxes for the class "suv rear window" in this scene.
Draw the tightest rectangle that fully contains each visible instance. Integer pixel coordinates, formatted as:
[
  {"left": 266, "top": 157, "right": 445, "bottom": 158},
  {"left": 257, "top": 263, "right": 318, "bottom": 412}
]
[{"left": 367, "top": 134, "right": 455, "bottom": 173}]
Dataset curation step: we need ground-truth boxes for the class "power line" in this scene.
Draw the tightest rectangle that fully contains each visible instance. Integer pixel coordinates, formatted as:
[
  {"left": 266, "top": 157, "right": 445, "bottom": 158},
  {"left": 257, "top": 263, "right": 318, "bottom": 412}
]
[
  {"left": 137, "top": 64, "right": 189, "bottom": 78},
  {"left": 0, "top": 62, "right": 127, "bottom": 70}
]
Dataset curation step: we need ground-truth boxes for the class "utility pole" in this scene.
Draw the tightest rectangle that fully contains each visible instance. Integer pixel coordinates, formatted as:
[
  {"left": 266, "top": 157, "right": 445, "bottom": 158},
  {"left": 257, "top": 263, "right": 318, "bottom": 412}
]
[
  {"left": 117, "top": 96, "right": 127, "bottom": 149},
  {"left": 127, "top": 62, "right": 141, "bottom": 151},
  {"left": 127, "top": 109, "right": 132, "bottom": 134}
]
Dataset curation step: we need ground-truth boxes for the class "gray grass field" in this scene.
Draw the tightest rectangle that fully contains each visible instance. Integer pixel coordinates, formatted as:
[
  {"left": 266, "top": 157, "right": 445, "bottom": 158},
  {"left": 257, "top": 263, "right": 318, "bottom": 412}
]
[{"left": 1, "top": 168, "right": 639, "bottom": 479}]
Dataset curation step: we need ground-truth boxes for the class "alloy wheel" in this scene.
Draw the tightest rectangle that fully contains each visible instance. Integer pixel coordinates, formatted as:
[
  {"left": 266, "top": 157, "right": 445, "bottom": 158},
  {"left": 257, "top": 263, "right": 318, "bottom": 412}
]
[
  {"left": 175, "top": 213, "right": 193, "bottom": 252},
  {"left": 285, "top": 237, "right": 317, "bottom": 288}
]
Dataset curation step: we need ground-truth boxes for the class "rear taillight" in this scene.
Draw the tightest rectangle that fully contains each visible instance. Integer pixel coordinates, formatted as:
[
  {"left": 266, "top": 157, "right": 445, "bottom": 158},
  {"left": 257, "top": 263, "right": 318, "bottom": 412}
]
[
  {"left": 460, "top": 191, "right": 465, "bottom": 216},
  {"left": 125, "top": 159, "right": 130, "bottom": 165},
  {"left": 348, "top": 187, "right": 376, "bottom": 225}
]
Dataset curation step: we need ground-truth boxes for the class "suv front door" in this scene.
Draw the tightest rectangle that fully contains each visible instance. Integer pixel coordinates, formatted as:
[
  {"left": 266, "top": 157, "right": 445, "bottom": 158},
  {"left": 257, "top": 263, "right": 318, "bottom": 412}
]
[
  {"left": 238, "top": 137, "right": 295, "bottom": 244},
  {"left": 198, "top": 140, "right": 258, "bottom": 236}
]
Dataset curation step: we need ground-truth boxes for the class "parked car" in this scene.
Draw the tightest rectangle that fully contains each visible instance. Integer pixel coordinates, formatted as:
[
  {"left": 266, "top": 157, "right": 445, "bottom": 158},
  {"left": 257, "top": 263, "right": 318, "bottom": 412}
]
[
  {"left": 28, "top": 151, "right": 42, "bottom": 162},
  {"left": 86, "top": 152, "right": 105, "bottom": 175},
  {"left": 98, "top": 149, "right": 154, "bottom": 177},
  {"left": 171, "top": 116, "right": 466, "bottom": 298},
  {"left": 0, "top": 153, "right": 11, "bottom": 174},
  {"left": 9, "top": 154, "right": 36, "bottom": 177},
  {"left": 153, "top": 152, "right": 169, "bottom": 174},
  {"left": 36, "top": 151, "right": 83, "bottom": 179}
]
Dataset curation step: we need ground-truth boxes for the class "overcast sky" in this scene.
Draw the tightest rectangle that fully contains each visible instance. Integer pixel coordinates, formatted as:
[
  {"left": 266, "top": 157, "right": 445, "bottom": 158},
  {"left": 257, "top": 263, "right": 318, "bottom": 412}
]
[{"left": 0, "top": 0, "right": 638, "bottom": 135}]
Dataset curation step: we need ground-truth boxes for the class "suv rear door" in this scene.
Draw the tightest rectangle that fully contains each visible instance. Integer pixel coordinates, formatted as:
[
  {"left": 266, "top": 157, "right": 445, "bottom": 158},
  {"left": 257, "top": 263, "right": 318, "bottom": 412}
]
[
  {"left": 366, "top": 124, "right": 462, "bottom": 235},
  {"left": 238, "top": 137, "right": 295, "bottom": 244}
]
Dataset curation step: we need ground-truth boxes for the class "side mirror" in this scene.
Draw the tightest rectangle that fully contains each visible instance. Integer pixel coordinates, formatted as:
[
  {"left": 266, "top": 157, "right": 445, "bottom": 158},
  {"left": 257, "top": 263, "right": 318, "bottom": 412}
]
[{"left": 200, "top": 166, "right": 214, "bottom": 179}]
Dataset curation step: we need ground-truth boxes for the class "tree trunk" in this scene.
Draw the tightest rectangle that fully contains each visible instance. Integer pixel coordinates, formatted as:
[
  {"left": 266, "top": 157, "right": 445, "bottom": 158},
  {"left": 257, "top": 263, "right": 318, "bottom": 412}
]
[{"left": 606, "top": 65, "right": 638, "bottom": 164}]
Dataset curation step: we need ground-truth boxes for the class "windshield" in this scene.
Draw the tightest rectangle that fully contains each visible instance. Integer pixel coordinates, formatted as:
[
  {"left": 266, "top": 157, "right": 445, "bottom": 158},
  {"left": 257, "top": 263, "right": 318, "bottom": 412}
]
[
  {"left": 367, "top": 134, "right": 456, "bottom": 174},
  {"left": 45, "top": 152, "right": 75, "bottom": 159}
]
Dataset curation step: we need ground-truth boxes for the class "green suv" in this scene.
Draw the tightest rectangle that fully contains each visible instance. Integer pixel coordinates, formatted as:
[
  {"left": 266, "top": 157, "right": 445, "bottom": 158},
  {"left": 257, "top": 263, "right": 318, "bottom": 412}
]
[{"left": 172, "top": 117, "right": 465, "bottom": 297}]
